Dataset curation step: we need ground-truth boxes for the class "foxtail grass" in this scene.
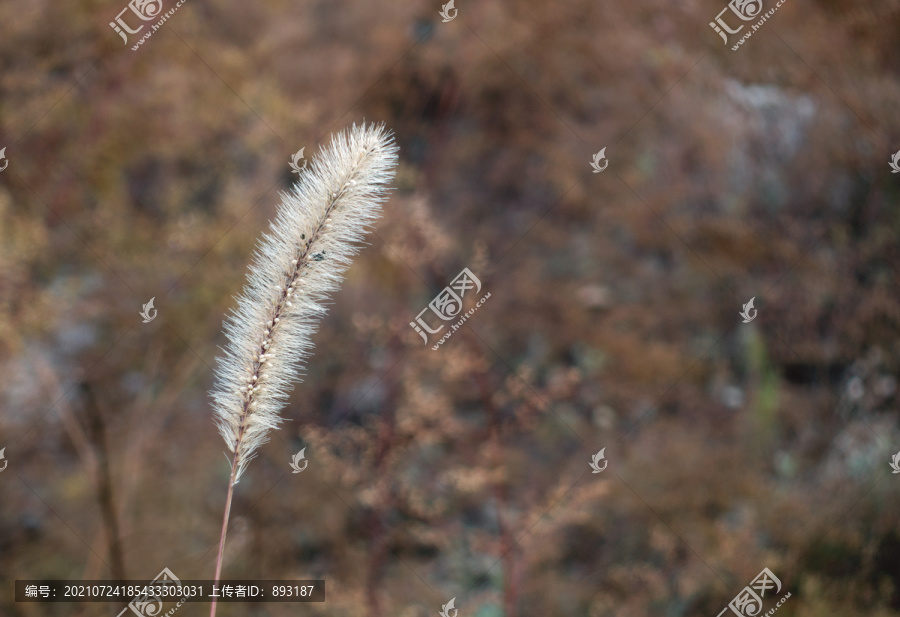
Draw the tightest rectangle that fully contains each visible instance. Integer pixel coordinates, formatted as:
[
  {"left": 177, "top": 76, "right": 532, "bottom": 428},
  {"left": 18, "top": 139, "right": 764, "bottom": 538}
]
[{"left": 209, "top": 122, "right": 398, "bottom": 617}]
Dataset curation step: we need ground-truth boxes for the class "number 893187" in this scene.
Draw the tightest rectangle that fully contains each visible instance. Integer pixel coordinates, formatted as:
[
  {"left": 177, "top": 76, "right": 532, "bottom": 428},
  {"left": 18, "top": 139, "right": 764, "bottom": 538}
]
[{"left": 271, "top": 585, "right": 315, "bottom": 597}]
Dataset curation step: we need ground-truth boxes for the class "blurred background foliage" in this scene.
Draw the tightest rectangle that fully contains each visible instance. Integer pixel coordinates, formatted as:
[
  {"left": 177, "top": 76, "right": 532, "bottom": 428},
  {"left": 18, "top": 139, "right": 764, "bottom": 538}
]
[{"left": 1, "top": 0, "right": 899, "bottom": 616}]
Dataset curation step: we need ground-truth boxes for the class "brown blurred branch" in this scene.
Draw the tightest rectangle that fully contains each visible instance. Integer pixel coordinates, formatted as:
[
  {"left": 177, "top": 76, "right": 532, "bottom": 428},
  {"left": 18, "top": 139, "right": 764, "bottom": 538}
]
[
  {"left": 32, "top": 355, "right": 99, "bottom": 477},
  {"left": 81, "top": 381, "right": 127, "bottom": 581}
]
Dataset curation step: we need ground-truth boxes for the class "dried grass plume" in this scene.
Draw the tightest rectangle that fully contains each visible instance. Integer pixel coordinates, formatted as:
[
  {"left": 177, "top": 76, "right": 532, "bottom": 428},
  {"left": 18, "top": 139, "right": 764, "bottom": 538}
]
[{"left": 211, "top": 122, "right": 398, "bottom": 484}]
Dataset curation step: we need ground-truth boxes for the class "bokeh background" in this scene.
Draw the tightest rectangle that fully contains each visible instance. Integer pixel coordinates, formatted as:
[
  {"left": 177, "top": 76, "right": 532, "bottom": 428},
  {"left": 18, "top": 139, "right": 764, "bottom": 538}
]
[{"left": 2, "top": 0, "right": 900, "bottom": 615}]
